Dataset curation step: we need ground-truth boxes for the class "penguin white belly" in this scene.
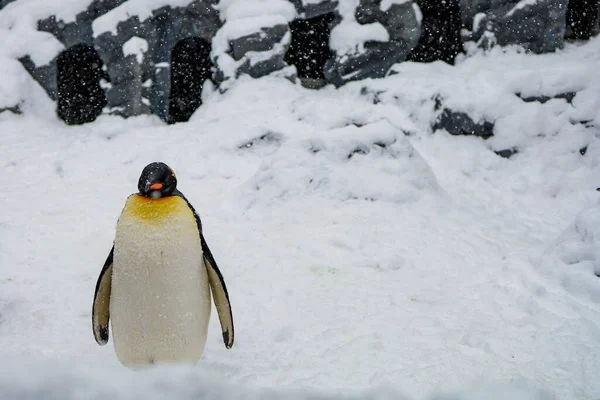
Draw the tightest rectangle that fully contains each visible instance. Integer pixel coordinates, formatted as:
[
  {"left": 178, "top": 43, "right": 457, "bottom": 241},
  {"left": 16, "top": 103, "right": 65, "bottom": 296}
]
[{"left": 110, "top": 195, "right": 211, "bottom": 367}]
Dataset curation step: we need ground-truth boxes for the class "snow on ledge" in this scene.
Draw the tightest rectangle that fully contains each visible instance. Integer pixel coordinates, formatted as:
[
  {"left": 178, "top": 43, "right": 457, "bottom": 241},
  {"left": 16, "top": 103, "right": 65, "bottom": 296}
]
[
  {"left": 506, "top": 0, "right": 539, "bottom": 17},
  {"left": 93, "top": 0, "right": 194, "bottom": 37},
  {"left": 123, "top": 36, "right": 149, "bottom": 64},
  {"left": 0, "top": 0, "right": 94, "bottom": 25},
  {"left": 380, "top": 0, "right": 412, "bottom": 12},
  {"left": 217, "top": 0, "right": 297, "bottom": 22}
]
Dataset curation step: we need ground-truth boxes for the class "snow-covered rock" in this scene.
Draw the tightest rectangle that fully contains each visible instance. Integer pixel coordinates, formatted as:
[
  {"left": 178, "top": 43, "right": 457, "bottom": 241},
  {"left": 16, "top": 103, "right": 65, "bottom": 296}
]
[
  {"left": 463, "top": 0, "right": 568, "bottom": 53},
  {"left": 238, "top": 119, "right": 440, "bottom": 205},
  {"left": 324, "top": 0, "right": 421, "bottom": 86}
]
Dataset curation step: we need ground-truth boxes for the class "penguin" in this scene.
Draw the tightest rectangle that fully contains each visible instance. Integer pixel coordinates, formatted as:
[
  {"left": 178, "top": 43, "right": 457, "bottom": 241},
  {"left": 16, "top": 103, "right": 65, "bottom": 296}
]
[{"left": 92, "top": 162, "right": 234, "bottom": 367}]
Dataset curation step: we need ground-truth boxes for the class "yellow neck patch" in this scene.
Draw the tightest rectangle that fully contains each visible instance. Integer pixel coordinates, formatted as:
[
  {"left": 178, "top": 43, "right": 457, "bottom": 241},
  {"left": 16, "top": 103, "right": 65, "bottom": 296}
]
[{"left": 123, "top": 194, "right": 190, "bottom": 221}]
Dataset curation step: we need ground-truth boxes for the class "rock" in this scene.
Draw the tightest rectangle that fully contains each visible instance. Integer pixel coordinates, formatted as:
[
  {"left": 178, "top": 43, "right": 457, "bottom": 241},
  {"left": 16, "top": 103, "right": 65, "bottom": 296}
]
[
  {"left": 56, "top": 44, "right": 108, "bottom": 125},
  {"left": 288, "top": 0, "right": 338, "bottom": 19},
  {"left": 284, "top": 13, "right": 334, "bottom": 82},
  {"left": 168, "top": 37, "right": 212, "bottom": 123},
  {"left": 0, "top": 0, "right": 16, "bottom": 10},
  {"left": 324, "top": 0, "right": 421, "bottom": 86},
  {"left": 230, "top": 25, "right": 290, "bottom": 62},
  {"left": 407, "top": 0, "right": 464, "bottom": 64},
  {"left": 21, "top": 0, "right": 221, "bottom": 124},
  {"left": 517, "top": 91, "right": 577, "bottom": 104},
  {"left": 433, "top": 108, "right": 495, "bottom": 138},
  {"left": 237, "top": 53, "right": 289, "bottom": 79},
  {"left": 17, "top": 0, "right": 592, "bottom": 124},
  {"left": 495, "top": 148, "right": 518, "bottom": 158},
  {"left": 565, "top": 0, "right": 599, "bottom": 40},
  {"left": 460, "top": 0, "right": 494, "bottom": 30},
  {"left": 18, "top": 56, "right": 59, "bottom": 101},
  {"left": 0, "top": 104, "right": 22, "bottom": 115},
  {"left": 467, "top": 0, "right": 567, "bottom": 54}
]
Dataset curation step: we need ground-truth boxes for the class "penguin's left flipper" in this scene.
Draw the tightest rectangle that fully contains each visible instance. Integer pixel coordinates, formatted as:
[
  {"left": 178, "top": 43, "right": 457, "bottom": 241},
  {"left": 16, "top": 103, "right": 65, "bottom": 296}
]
[
  {"left": 201, "top": 234, "right": 235, "bottom": 349},
  {"left": 92, "top": 246, "right": 113, "bottom": 346}
]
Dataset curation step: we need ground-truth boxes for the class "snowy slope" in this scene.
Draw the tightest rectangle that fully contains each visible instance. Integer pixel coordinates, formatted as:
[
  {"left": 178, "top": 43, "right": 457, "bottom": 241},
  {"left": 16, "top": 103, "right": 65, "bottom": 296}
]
[{"left": 1, "top": 24, "right": 600, "bottom": 400}]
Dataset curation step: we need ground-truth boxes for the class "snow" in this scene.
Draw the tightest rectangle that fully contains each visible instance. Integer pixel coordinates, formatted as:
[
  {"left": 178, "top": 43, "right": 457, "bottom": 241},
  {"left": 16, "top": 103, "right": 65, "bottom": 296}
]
[
  {"left": 218, "top": 0, "right": 297, "bottom": 22},
  {"left": 472, "top": 12, "right": 486, "bottom": 32},
  {"left": 0, "top": 356, "right": 556, "bottom": 400},
  {"left": 214, "top": 15, "right": 289, "bottom": 45},
  {"left": 380, "top": 0, "right": 412, "bottom": 12},
  {"left": 123, "top": 36, "right": 149, "bottom": 64},
  {"left": 329, "top": 0, "right": 390, "bottom": 54},
  {"left": 412, "top": 2, "right": 422, "bottom": 25},
  {"left": 506, "top": 0, "right": 540, "bottom": 17},
  {"left": 0, "top": 0, "right": 93, "bottom": 24},
  {"left": 212, "top": 2, "right": 294, "bottom": 83},
  {"left": 1, "top": 6, "right": 600, "bottom": 399}
]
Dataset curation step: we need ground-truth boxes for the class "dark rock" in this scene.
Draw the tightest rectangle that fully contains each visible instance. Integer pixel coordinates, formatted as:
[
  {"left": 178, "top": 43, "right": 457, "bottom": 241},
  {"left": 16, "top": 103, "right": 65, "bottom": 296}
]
[
  {"left": 348, "top": 145, "right": 370, "bottom": 159},
  {"left": 94, "top": 33, "right": 126, "bottom": 65},
  {"left": 434, "top": 108, "right": 495, "bottom": 138},
  {"left": 517, "top": 91, "right": 577, "bottom": 104},
  {"left": 580, "top": 146, "right": 588, "bottom": 156},
  {"left": 565, "top": 0, "right": 599, "bottom": 40},
  {"left": 231, "top": 25, "right": 289, "bottom": 61},
  {"left": 325, "top": 41, "right": 411, "bottom": 86},
  {"left": 77, "top": 0, "right": 128, "bottom": 22},
  {"left": 238, "top": 132, "right": 283, "bottom": 149},
  {"left": 285, "top": 13, "right": 334, "bottom": 81},
  {"left": 288, "top": 0, "right": 339, "bottom": 19},
  {"left": 460, "top": 0, "right": 491, "bottom": 30},
  {"left": 0, "top": 0, "right": 16, "bottom": 10},
  {"left": 168, "top": 37, "right": 212, "bottom": 123},
  {"left": 495, "top": 148, "right": 517, "bottom": 158},
  {"left": 407, "top": 0, "right": 464, "bottom": 64},
  {"left": 38, "top": 16, "right": 94, "bottom": 48},
  {"left": 18, "top": 56, "right": 58, "bottom": 101},
  {"left": 468, "top": 0, "right": 567, "bottom": 53},
  {"left": 56, "top": 44, "right": 107, "bottom": 125},
  {"left": 237, "top": 53, "right": 288, "bottom": 79}
]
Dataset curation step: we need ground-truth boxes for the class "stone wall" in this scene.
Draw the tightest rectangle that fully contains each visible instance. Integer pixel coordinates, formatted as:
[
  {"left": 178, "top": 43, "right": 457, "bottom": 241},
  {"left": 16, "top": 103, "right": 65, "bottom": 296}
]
[{"left": 15, "top": 0, "right": 599, "bottom": 124}]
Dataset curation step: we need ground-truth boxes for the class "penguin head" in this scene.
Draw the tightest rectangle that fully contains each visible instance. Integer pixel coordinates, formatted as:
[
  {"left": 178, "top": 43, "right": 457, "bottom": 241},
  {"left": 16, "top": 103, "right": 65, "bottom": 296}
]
[{"left": 138, "top": 162, "right": 177, "bottom": 199}]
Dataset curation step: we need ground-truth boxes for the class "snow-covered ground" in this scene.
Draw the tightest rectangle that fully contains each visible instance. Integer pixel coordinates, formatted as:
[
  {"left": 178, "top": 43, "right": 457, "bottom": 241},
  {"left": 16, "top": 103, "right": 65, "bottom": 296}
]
[{"left": 1, "top": 18, "right": 600, "bottom": 398}]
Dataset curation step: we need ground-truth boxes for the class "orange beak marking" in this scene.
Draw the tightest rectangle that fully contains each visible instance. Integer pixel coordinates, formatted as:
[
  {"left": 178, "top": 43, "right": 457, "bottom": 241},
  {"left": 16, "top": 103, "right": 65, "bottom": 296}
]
[{"left": 150, "top": 183, "right": 163, "bottom": 190}]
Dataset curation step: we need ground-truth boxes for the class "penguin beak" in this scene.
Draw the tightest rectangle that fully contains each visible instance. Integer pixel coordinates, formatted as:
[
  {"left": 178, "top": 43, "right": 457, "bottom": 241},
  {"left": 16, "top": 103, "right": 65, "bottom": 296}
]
[
  {"left": 143, "top": 182, "right": 161, "bottom": 191},
  {"left": 143, "top": 181, "right": 163, "bottom": 195}
]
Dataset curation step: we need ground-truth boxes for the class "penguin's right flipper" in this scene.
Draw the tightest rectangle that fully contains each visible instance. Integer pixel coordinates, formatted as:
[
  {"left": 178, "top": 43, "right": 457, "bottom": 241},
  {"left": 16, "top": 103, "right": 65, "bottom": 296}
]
[
  {"left": 201, "top": 235, "right": 235, "bottom": 349},
  {"left": 92, "top": 246, "right": 113, "bottom": 345}
]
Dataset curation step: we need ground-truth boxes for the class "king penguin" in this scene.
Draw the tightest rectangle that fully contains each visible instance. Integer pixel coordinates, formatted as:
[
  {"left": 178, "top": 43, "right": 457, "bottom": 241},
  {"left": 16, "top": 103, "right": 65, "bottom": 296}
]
[{"left": 92, "top": 162, "right": 234, "bottom": 367}]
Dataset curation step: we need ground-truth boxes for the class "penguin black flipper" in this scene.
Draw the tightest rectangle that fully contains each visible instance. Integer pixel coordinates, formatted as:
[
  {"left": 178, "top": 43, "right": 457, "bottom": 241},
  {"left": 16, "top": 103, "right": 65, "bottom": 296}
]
[
  {"left": 201, "top": 234, "right": 235, "bottom": 349},
  {"left": 92, "top": 246, "right": 113, "bottom": 345},
  {"left": 177, "top": 191, "right": 235, "bottom": 349}
]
